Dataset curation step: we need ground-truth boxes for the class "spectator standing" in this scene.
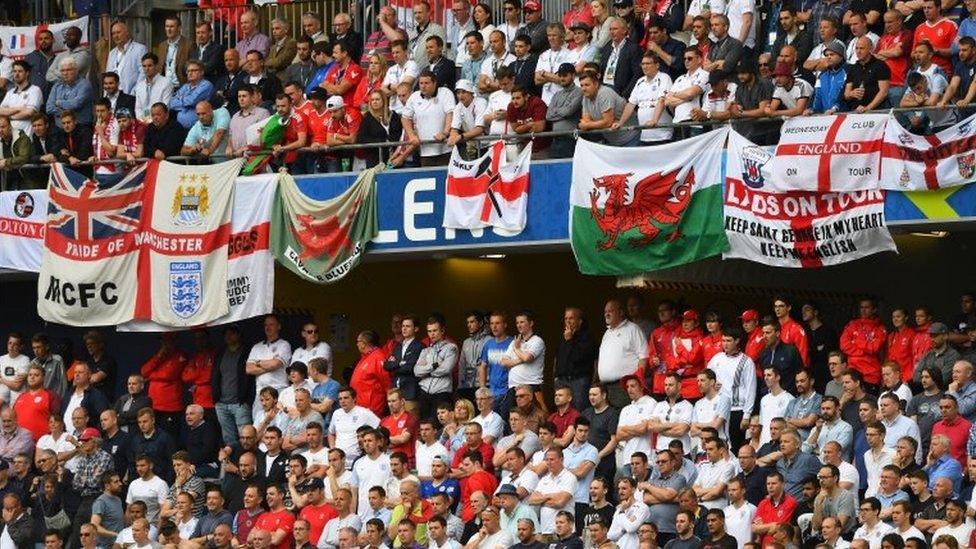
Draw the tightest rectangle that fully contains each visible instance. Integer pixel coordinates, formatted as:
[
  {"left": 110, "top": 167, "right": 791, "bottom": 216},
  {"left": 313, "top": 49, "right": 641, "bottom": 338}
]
[
  {"left": 598, "top": 17, "right": 642, "bottom": 97},
  {"left": 266, "top": 18, "right": 297, "bottom": 78},
  {"left": 191, "top": 22, "right": 225, "bottom": 82},
  {"left": 236, "top": 11, "right": 272, "bottom": 60},
  {"left": 170, "top": 61, "right": 216, "bottom": 129},
  {"left": 156, "top": 16, "right": 192, "bottom": 90},
  {"left": 914, "top": 0, "right": 958, "bottom": 76},
  {"left": 411, "top": 1, "right": 448, "bottom": 71},
  {"left": 0, "top": 61, "right": 42, "bottom": 136},
  {"left": 402, "top": 71, "right": 455, "bottom": 167},
  {"left": 46, "top": 58, "right": 93, "bottom": 130},
  {"left": 181, "top": 101, "right": 231, "bottom": 160},
  {"left": 25, "top": 30, "right": 54, "bottom": 95},
  {"left": 106, "top": 22, "right": 149, "bottom": 95},
  {"left": 46, "top": 26, "right": 90, "bottom": 85},
  {"left": 363, "top": 6, "right": 410, "bottom": 68},
  {"left": 140, "top": 333, "right": 186, "bottom": 437},
  {"left": 285, "top": 37, "right": 316, "bottom": 91},
  {"left": 143, "top": 103, "right": 188, "bottom": 159}
]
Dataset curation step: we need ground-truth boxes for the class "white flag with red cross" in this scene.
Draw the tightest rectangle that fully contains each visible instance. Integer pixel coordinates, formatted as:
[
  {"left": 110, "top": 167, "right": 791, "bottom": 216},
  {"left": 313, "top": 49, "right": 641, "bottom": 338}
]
[
  {"left": 765, "top": 113, "right": 889, "bottom": 192},
  {"left": 443, "top": 140, "right": 532, "bottom": 232}
]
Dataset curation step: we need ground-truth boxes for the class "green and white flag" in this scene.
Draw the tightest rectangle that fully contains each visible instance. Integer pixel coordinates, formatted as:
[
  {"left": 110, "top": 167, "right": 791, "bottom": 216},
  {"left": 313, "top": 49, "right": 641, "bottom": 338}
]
[
  {"left": 570, "top": 128, "right": 730, "bottom": 275},
  {"left": 271, "top": 166, "right": 380, "bottom": 283}
]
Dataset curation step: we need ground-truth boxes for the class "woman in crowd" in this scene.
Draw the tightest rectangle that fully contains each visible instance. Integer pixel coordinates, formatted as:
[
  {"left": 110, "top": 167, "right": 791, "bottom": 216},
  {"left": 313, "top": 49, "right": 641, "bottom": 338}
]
[
  {"left": 359, "top": 90, "right": 404, "bottom": 168},
  {"left": 354, "top": 53, "right": 389, "bottom": 112},
  {"left": 591, "top": 0, "right": 612, "bottom": 48},
  {"left": 473, "top": 3, "right": 496, "bottom": 43}
]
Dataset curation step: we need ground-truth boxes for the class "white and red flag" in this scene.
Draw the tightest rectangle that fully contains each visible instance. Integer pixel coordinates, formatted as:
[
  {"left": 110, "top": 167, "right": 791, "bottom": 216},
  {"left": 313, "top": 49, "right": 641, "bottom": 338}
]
[
  {"left": 766, "top": 113, "right": 889, "bottom": 192},
  {"left": 881, "top": 112, "right": 976, "bottom": 190},
  {"left": 0, "top": 16, "right": 89, "bottom": 60},
  {"left": 0, "top": 190, "right": 47, "bottom": 272},
  {"left": 443, "top": 141, "right": 531, "bottom": 232}
]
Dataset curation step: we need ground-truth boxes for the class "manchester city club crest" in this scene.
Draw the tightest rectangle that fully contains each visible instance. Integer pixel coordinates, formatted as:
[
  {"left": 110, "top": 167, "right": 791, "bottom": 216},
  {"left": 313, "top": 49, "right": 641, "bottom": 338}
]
[
  {"left": 13, "top": 192, "right": 33, "bottom": 218},
  {"left": 171, "top": 174, "right": 210, "bottom": 226},
  {"left": 741, "top": 146, "right": 771, "bottom": 189},
  {"left": 169, "top": 261, "right": 203, "bottom": 319},
  {"left": 900, "top": 166, "right": 912, "bottom": 188},
  {"left": 958, "top": 152, "right": 975, "bottom": 179}
]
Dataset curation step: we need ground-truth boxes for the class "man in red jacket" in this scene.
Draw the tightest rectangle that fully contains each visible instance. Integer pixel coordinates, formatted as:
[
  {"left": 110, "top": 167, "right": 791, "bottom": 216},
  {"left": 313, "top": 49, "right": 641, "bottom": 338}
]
[
  {"left": 773, "top": 295, "right": 809, "bottom": 367},
  {"left": 649, "top": 300, "right": 679, "bottom": 396},
  {"left": 140, "top": 332, "right": 186, "bottom": 438},
  {"left": 182, "top": 329, "right": 216, "bottom": 420},
  {"left": 458, "top": 450, "right": 497, "bottom": 522},
  {"left": 840, "top": 298, "right": 887, "bottom": 391},
  {"left": 887, "top": 308, "right": 915, "bottom": 383},
  {"left": 701, "top": 312, "right": 724, "bottom": 367},
  {"left": 350, "top": 330, "right": 392, "bottom": 418},
  {"left": 912, "top": 306, "right": 935, "bottom": 367},
  {"left": 663, "top": 310, "right": 705, "bottom": 400}
]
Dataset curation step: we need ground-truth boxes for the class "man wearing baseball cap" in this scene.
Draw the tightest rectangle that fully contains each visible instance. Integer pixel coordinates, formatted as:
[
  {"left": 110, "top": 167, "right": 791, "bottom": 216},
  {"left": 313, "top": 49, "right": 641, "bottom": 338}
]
[
  {"left": 546, "top": 63, "right": 583, "bottom": 158},
  {"left": 741, "top": 310, "right": 765, "bottom": 364},
  {"left": 447, "top": 78, "right": 487, "bottom": 160},
  {"left": 562, "top": 0, "right": 595, "bottom": 46},
  {"left": 810, "top": 40, "right": 846, "bottom": 114},
  {"left": 521, "top": 1, "right": 550, "bottom": 54},
  {"left": 915, "top": 323, "right": 962, "bottom": 383},
  {"left": 71, "top": 426, "right": 115, "bottom": 544},
  {"left": 320, "top": 95, "right": 362, "bottom": 172}
]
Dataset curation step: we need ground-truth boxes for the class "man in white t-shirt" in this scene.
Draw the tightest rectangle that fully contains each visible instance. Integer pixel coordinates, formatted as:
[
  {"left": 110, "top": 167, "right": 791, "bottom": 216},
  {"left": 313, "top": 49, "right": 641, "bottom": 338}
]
[
  {"left": 126, "top": 454, "right": 170, "bottom": 524},
  {"left": 0, "top": 61, "right": 42, "bottom": 135},
  {"left": 483, "top": 66, "right": 515, "bottom": 136},
  {"left": 0, "top": 333, "right": 30, "bottom": 404},
  {"left": 663, "top": 46, "right": 707, "bottom": 125},
  {"left": 402, "top": 70, "right": 456, "bottom": 165},
  {"left": 382, "top": 40, "right": 420, "bottom": 97},
  {"left": 597, "top": 300, "right": 648, "bottom": 409},
  {"left": 535, "top": 23, "right": 575, "bottom": 105},
  {"left": 500, "top": 311, "right": 545, "bottom": 408},
  {"left": 291, "top": 322, "right": 333, "bottom": 375},
  {"left": 759, "top": 367, "right": 795, "bottom": 445},
  {"left": 617, "top": 51, "right": 673, "bottom": 144},
  {"left": 691, "top": 369, "right": 732, "bottom": 444},
  {"left": 479, "top": 30, "right": 516, "bottom": 95},
  {"left": 471, "top": 388, "right": 505, "bottom": 443},
  {"left": 725, "top": 0, "right": 756, "bottom": 50},
  {"left": 416, "top": 418, "right": 449, "bottom": 480},
  {"left": 352, "top": 429, "right": 392, "bottom": 516},
  {"left": 300, "top": 423, "right": 330, "bottom": 477},
  {"left": 616, "top": 375, "right": 655, "bottom": 470},
  {"left": 526, "top": 448, "right": 577, "bottom": 535},
  {"left": 693, "top": 438, "right": 736, "bottom": 509},
  {"left": 328, "top": 387, "right": 380, "bottom": 468},
  {"left": 723, "top": 477, "right": 756, "bottom": 548},
  {"left": 648, "top": 372, "right": 694, "bottom": 452},
  {"left": 246, "top": 315, "right": 293, "bottom": 417}
]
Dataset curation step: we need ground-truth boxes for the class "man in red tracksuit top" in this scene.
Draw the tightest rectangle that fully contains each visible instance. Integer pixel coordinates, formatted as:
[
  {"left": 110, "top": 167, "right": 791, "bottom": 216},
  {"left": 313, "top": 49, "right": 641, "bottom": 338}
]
[
  {"left": 742, "top": 309, "right": 765, "bottom": 376},
  {"left": 887, "top": 308, "right": 916, "bottom": 383},
  {"left": 350, "top": 330, "right": 393, "bottom": 418},
  {"left": 663, "top": 310, "right": 705, "bottom": 400},
  {"left": 649, "top": 301, "right": 679, "bottom": 395},
  {"left": 140, "top": 332, "right": 186, "bottom": 437},
  {"left": 912, "top": 307, "right": 934, "bottom": 367},
  {"left": 773, "top": 296, "right": 809, "bottom": 367},
  {"left": 700, "top": 312, "right": 724, "bottom": 366},
  {"left": 840, "top": 298, "right": 888, "bottom": 388}
]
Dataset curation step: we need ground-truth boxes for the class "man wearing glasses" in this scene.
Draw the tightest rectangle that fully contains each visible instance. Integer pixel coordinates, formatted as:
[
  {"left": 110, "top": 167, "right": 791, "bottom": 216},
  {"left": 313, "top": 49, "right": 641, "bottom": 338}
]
[
  {"left": 641, "top": 450, "right": 685, "bottom": 546},
  {"left": 852, "top": 497, "right": 895, "bottom": 548},
  {"left": 330, "top": 13, "right": 364, "bottom": 62},
  {"left": 293, "top": 322, "right": 333, "bottom": 375},
  {"left": 810, "top": 464, "right": 856, "bottom": 538}
]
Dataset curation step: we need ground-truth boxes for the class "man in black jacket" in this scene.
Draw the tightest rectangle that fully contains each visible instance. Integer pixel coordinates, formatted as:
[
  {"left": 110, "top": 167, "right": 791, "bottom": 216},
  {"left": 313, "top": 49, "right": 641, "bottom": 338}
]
[
  {"left": 142, "top": 103, "right": 187, "bottom": 160},
  {"left": 212, "top": 325, "right": 254, "bottom": 446},
  {"left": 101, "top": 72, "right": 136, "bottom": 114},
  {"left": 60, "top": 362, "right": 109, "bottom": 428},
  {"left": 22, "top": 113, "right": 55, "bottom": 188},
  {"left": 554, "top": 308, "right": 597, "bottom": 411},
  {"left": 598, "top": 17, "right": 642, "bottom": 97},
  {"left": 0, "top": 493, "right": 38, "bottom": 546},
  {"left": 191, "top": 21, "right": 225, "bottom": 82},
  {"left": 383, "top": 314, "right": 424, "bottom": 407},
  {"left": 51, "top": 110, "right": 93, "bottom": 176},
  {"left": 211, "top": 49, "right": 248, "bottom": 115},
  {"left": 112, "top": 374, "right": 152, "bottom": 432}
]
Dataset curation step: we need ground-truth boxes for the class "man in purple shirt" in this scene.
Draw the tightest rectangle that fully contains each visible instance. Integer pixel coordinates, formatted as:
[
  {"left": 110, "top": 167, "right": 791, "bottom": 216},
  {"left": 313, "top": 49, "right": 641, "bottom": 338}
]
[{"left": 235, "top": 11, "right": 271, "bottom": 60}]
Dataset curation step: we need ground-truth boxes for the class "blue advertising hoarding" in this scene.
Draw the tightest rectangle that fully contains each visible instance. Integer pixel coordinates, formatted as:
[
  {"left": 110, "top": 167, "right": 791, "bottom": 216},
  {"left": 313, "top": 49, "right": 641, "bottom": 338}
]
[{"left": 294, "top": 160, "right": 975, "bottom": 254}]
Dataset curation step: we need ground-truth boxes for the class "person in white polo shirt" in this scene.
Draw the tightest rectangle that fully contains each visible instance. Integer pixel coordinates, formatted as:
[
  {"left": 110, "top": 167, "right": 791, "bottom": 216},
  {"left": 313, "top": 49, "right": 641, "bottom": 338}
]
[
  {"left": 402, "top": 69, "right": 455, "bottom": 166},
  {"left": 0, "top": 60, "right": 43, "bottom": 136},
  {"left": 500, "top": 310, "right": 546, "bottom": 411},
  {"left": 597, "top": 299, "right": 648, "bottom": 408},
  {"left": 526, "top": 448, "right": 577, "bottom": 535},
  {"left": 246, "top": 314, "right": 292, "bottom": 417}
]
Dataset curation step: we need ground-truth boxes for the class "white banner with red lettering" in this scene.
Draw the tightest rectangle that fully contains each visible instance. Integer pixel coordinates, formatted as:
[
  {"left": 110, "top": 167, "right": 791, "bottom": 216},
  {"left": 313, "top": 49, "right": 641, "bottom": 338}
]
[
  {"left": 443, "top": 140, "right": 531, "bottom": 232},
  {"left": 0, "top": 190, "right": 46, "bottom": 272},
  {"left": 119, "top": 173, "right": 276, "bottom": 331},
  {"left": 725, "top": 130, "right": 898, "bottom": 267},
  {"left": 37, "top": 159, "right": 244, "bottom": 327},
  {"left": 765, "top": 113, "right": 889, "bottom": 192},
  {"left": 880, "top": 112, "right": 976, "bottom": 191},
  {"left": 0, "top": 16, "right": 89, "bottom": 59}
]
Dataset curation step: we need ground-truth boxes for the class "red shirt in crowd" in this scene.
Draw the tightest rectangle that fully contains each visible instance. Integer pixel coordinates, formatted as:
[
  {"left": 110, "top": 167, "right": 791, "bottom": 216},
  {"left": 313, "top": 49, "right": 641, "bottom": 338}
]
[
  {"left": 305, "top": 107, "right": 331, "bottom": 145},
  {"left": 182, "top": 348, "right": 215, "bottom": 409},
  {"left": 460, "top": 468, "right": 498, "bottom": 521},
  {"left": 118, "top": 119, "right": 146, "bottom": 156},
  {"left": 700, "top": 332, "right": 724, "bottom": 366},
  {"left": 140, "top": 350, "right": 186, "bottom": 413},
  {"left": 322, "top": 109, "right": 363, "bottom": 159},
  {"left": 755, "top": 493, "right": 798, "bottom": 546},
  {"left": 886, "top": 326, "right": 916, "bottom": 382},
  {"left": 840, "top": 317, "right": 887, "bottom": 385},
  {"left": 451, "top": 441, "right": 495, "bottom": 475},
  {"left": 912, "top": 324, "right": 933, "bottom": 366},
  {"left": 649, "top": 320, "right": 678, "bottom": 394},
  {"left": 381, "top": 409, "right": 419, "bottom": 466},
  {"left": 281, "top": 112, "right": 308, "bottom": 164},
  {"left": 932, "top": 415, "right": 971, "bottom": 469},
  {"left": 507, "top": 95, "right": 550, "bottom": 150},
  {"left": 875, "top": 30, "right": 913, "bottom": 87},
  {"left": 549, "top": 406, "right": 580, "bottom": 438},
  {"left": 779, "top": 317, "right": 809, "bottom": 367},
  {"left": 13, "top": 388, "right": 59, "bottom": 441},
  {"left": 663, "top": 326, "right": 705, "bottom": 399},
  {"left": 914, "top": 18, "right": 958, "bottom": 76},
  {"left": 298, "top": 502, "right": 338, "bottom": 546},
  {"left": 323, "top": 61, "right": 364, "bottom": 108},
  {"left": 254, "top": 508, "right": 295, "bottom": 549},
  {"left": 350, "top": 347, "right": 392, "bottom": 418}
]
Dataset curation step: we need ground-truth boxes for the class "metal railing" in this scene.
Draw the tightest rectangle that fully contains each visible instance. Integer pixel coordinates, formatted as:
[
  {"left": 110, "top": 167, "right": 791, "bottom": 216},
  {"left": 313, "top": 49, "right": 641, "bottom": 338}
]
[{"left": 0, "top": 103, "right": 962, "bottom": 190}]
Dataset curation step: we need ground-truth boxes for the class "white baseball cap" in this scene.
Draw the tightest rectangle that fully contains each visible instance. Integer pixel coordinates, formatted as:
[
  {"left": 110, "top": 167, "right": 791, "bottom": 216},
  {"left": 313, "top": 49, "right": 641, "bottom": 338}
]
[
  {"left": 455, "top": 79, "right": 476, "bottom": 94},
  {"left": 326, "top": 96, "right": 345, "bottom": 111}
]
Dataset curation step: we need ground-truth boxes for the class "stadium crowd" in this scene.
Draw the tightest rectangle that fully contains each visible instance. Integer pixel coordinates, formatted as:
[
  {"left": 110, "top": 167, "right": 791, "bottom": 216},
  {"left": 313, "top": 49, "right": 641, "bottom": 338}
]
[
  {"left": 3, "top": 0, "right": 976, "bottom": 186},
  {"left": 0, "top": 293, "right": 974, "bottom": 548}
]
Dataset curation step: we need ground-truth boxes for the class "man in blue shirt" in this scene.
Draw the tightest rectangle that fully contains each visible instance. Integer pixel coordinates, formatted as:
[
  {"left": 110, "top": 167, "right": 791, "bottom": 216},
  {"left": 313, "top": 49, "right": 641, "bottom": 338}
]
[
  {"left": 169, "top": 60, "right": 215, "bottom": 129},
  {"left": 479, "top": 312, "right": 514, "bottom": 416},
  {"left": 181, "top": 101, "right": 230, "bottom": 159},
  {"left": 46, "top": 57, "right": 93, "bottom": 129}
]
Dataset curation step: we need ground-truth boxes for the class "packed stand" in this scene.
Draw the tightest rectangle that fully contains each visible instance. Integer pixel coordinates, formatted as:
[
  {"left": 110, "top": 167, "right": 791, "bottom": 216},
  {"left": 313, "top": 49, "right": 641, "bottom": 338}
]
[
  {"left": 0, "top": 292, "right": 974, "bottom": 548},
  {"left": 3, "top": 0, "right": 976, "bottom": 185}
]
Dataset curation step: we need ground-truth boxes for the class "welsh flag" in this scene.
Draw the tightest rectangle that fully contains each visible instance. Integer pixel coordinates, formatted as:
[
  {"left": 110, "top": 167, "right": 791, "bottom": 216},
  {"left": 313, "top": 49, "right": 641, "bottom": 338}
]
[
  {"left": 271, "top": 166, "right": 380, "bottom": 284},
  {"left": 570, "top": 128, "right": 730, "bottom": 275},
  {"left": 443, "top": 141, "right": 531, "bottom": 232},
  {"left": 241, "top": 115, "right": 286, "bottom": 176}
]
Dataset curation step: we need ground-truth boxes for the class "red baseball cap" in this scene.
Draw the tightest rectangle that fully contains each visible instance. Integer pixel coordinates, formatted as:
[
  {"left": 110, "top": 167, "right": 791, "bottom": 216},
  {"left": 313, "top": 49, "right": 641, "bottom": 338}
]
[
  {"left": 524, "top": 0, "right": 542, "bottom": 10},
  {"left": 681, "top": 310, "right": 698, "bottom": 321},
  {"left": 740, "top": 309, "right": 760, "bottom": 322},
  {"left": 620, "top": 373, "right": 649, "bottom": 394},
  {"left": 79, "top": 427, "right": 101, "bottom": 442}
]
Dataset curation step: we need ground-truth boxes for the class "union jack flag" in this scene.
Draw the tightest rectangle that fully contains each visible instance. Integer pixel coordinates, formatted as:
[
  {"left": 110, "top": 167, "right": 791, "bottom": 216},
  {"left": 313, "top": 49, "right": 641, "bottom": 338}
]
[{"left": 48, "top": 163, "right": 147, "bottom": 242}]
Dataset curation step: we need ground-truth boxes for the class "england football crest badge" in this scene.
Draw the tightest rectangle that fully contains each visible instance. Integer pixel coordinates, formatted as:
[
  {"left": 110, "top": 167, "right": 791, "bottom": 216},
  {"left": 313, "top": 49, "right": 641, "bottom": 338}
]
[
  {"left": 741, "top": 146, "right": 770, "bottom": 189},
  {"left": 171, "top": 174, "right": 210, "bottom": 226},
  {"left": 170, "top": 261, "right": 202, "bottom": 319},
  {"left": 958, "top": 152, "right": 975, "bottom": 179}
]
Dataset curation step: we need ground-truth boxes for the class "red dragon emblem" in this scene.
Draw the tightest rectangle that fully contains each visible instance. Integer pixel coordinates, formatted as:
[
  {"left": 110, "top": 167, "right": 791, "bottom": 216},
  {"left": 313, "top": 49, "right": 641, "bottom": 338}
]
[
  {"left": 589, "top": 168, "right": 694, "bottom": 251},
  {"left": 291, "top": 196, "right": 363, "bottom": 260}
]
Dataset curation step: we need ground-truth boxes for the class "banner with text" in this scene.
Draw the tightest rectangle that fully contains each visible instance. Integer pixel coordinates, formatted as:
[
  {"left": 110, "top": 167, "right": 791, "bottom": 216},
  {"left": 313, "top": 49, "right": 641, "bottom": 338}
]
[
  {"left": 725, "top": 130, "right": 898, "bottom": 267},
  {"left": 119, "top": 173, "right": 275, "bottom": 331},
  {"left": 0, "top": 190, "right": 46, "bottom": 272},
  {"left": 38, "top": 159, "right": 243, "bottom": 327},
  {"left": 0, "top": 17, "right": 89, "bottom": 59},
  {"left": 766, "top": 113, "right": 889, "bottom": 192},
  {"left": 881, "top": 112, "right": 976, "bottom": 191}
]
